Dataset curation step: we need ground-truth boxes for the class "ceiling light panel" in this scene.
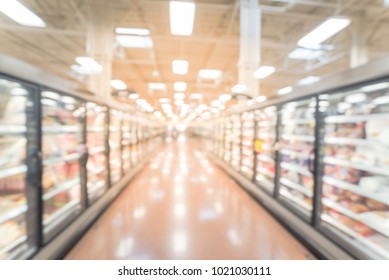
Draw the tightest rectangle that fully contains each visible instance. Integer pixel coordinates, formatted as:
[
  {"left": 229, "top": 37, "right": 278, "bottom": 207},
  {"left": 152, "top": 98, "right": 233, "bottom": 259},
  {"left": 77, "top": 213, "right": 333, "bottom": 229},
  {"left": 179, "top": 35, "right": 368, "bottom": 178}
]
[
  {"left": 0, "top": 0, "right": 46, "bottom": 27},
  {"left": 116, "top": 35, "right": 153, "bottom": 48},
  {"left": 298, "top": 76, "right": 320, "bottom": 86},
  {"left": 172, "top": 60, "right": 189, "bottom": 75},
  {"left": 253, "top": 66, "right": 275, "bottom": 79},
  {"left": 198, "top": 69, "right": 222, "bottom": 80},
  {"left": 110, "top": 80, "right": 127, "bottom": 90},
  {"left": 148, "top": 83, "right": 167, "bottom": 90},
  {"left": 288, "top": 48, "right": 323, "bottom": 60},
  {"left": 298, "top": 16, "right": 351, "bottom": 49},
  {"left": 115, "top": 27, "right": 150, "bottom": 36},
  {"left": 169, "top": 1, "right": 196, "bottom": 36},
  {"left": 278, "top": 87, "right": 292, "bottom": 95},
  {"left": 174, "top": 82, "right": 187, "bottom": 91}
]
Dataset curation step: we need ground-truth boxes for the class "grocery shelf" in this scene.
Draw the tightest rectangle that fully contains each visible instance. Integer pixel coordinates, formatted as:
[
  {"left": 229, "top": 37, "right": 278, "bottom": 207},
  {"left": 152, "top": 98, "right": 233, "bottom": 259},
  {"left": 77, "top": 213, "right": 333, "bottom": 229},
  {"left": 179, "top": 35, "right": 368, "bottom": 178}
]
[
  {"left": 323, "top": 176, "right": 389, "bottom": 205},
  {"left": 322, "top": 198, "right": 389, "bottom": 238},
  {"left": 280, "top": 149, "right": 308, "bottom": 159},
  {"left": 0, "top": 165, "right": 27, "bottom": 179},
  {"left": 281, "top": 134, "right": 315, "bottom": 142},
  {"left": 324, "top": 137, "right": 388, "bottom": 147},
  {"left": 0, "top": 235, "right": 27, "bottom": 257},
  {"left": 256, "top": 166, "right": 275, "bottom": 178},
  {"left": 326, "top": 113, "right": 389, "bottom": 124},
  {"left": 321, "top": 214, "right": 389, "bottom": 259},
  {"left": 280, "top": 162, "right": 312, "bottom": 177},
  {"left": 282, "top": 119, "right": 315, "bottom": 125},
  {"left": 43, "top": 178, "right": 80, "bottom": 200},
  {"left": 0, "top": 125, "right": 27, "bottom": 134},
  {"left": 258, "top": 121, "right": 277, "bottom": 127},
  {"left": 0, "top": 204, "right": 27, "bottom": 225},
  {"left": 242, "top": 140, "right": 253, "bottom": 146},
  {"left": 88, "top": 146, "right": 105, "bottom": 155},
  {"left": 256, "top": 132, "right": 276, "bottom": 139},
  {"left": 280, "top": 188, "right": 312, "bottom": 212},
  {"left": 87, "top": 126, "right": 104, "bottom": 133},
  {"left": 44, "top": 199, "right": 79, "bottom": 227},
  {"left": 257, "top": 154, "right": 274, "bottom": 163},
  {"left": 42, "top": 125, "right": 79, "bottom": 133},
  {"left": 88, "top": 165, "right": 106, "bottom": 175},
  {"left": 280, "top": 177, "right": 313, "bottom": 197},
  {"left": 324, "top": 156, "right": 389, "bottom": 177},
  {"left": 43, "top": 153, "right": 80, "bottom": 166}
]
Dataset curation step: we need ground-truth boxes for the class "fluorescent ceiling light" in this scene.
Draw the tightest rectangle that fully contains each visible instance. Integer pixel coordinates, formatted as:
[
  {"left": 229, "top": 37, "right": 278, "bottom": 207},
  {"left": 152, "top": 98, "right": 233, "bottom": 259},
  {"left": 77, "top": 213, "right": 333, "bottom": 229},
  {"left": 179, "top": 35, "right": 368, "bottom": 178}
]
[
  {"left": 175, "top": 100, "right": 184, "bottom": 106},
  {"left": 136, "top": 99, "right": 148, "bottom": 106},
  {"left": 110, "top": 80, "right": 127, "bottom": 90},
  {"left": 253, "top": 66, "right": 275, "bottom": 79},
  {"left": 154, "top": 111, "right": 163, "bottom": 118},
  {"left": 345, "top": 93, "right": 366, "bottom": 103},
  {"left": 361, "top": 82, "right": 389, "bottom": 92},
  {"left": 76, "top": 57, "right": 96, "bottom": 66},
  {"left": 174, "top": 93, "right": 185, "bottom": 100},
  {"left": 148, "top": 83, "right": 166, "bottom": 90},
  {"left": 169, "top": 1, "right": 196, "bottom": 36},
  {"left": 298, "top": 16, "right": 351, "bottom": 49},
  {"left": 211, "top": 100, "right": 221, "bottom": 107},
  {"left": 278, "top": 86, "right": 292, "bottom": 95},
  {"left": 198, "top": 69, "right": 222, "bottom": 80},
  {"left": 174, "top": 82, "right": 187, "bottom": 91},
  {"left": 116, "top": 35, "right": 153, "bottom": 48},
  {"left": 219, "top": 94, "right": 231, "bottom": 102},
  {"left": 298, "top": 76, "right": 320, "bottom": 86},
  {"left": 190, "top": 93, "right": 203, "bottom": 99},
  {"left": 0, "top": 0, "right": 46, "bottom": 27},
  {"left": 159, "top": 98, "right": 170, "bottom": 103},
  {"left": 373, "top": 96, "right": 389, "bottom": 105},
  {"left": 256, "top": 96, "right": 267, "bottom": 103},
  {"left": 74, "top": 57, "right": 102, "bottom": 74},
  {"left": 129, "top": 93, "right": 140, "bottom": 100},
  {"left": 231, "top": 84, "right": 247, "bottom": 94},
  {"left": 172, "top": 60, "right": 189, "bottom": 75},
  {"left": 115, "top": 27, "right": 150, "bottom": 36},
  {"left": 288, "top": 48, "right": 323, "bottom": 60}
]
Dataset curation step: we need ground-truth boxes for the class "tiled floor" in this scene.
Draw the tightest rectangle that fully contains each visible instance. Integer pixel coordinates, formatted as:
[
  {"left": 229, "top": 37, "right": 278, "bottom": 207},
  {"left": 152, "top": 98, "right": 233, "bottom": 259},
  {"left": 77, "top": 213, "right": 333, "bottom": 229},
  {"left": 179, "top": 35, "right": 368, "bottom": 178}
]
[{"left": 65, "top": 136, "right": 315, "bottom": 259}]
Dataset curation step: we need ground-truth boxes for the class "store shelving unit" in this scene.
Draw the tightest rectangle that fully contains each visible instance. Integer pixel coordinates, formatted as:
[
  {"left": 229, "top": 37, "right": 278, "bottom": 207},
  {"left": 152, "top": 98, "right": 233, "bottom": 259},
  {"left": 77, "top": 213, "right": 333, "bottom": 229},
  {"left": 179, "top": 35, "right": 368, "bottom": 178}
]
[
  {"left": 223, "top": 117, "right": 233, "bottom": 163},
  {"left": 240, "top": 112, "right": 254, "bottom": 179},
  {"left": 109, "top": 109, "right": 122, "bottom": 185},
  {"left": 231, "top": 114, "right": 242, "bottom": 171}
]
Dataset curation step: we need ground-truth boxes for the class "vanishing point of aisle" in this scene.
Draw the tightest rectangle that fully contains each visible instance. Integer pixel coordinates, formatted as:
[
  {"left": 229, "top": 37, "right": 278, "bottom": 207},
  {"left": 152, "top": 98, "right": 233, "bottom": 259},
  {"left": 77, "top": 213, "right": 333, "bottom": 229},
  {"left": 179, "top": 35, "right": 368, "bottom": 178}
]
[{"left": 65, "top": 136, "right": 315, "bottom": 260}]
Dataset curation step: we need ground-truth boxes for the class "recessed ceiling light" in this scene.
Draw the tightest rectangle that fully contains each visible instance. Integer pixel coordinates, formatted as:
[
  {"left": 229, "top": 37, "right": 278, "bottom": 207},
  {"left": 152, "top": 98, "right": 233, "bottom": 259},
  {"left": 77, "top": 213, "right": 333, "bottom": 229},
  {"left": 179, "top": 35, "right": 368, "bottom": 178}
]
[
  {"left": 298, "top": 76, "right": 320, "bottom": 86},
  {"left": 231, "top": 84, "right": 247, "bottom": 94},
  {"left": 153, "top": 111, "right": 163, "bottom": 118},
  {"left": 136, "top": 99, "right": 148, "bottom": 106},
  {"left": 116, "top": 35, "right": 153, "bottom": 48},
  {"left": 129, "top": 93, "right": 140, "bottom": 100},
  {"left": 253, "top": 66, "right": 275, "bottom": 79},
  {"left": 169, "top": 1, "right": 196, "bottom": 36},
  {"left": 115, "top": 27, "right": 150, "bottom": 36},
  {"left": 172, "top": 60, "right": 189, "bottom": 75},
  {"left": 148, "top": 83, "right": 167, "bottom": 91},
  {"left": 278, "top": 86, "right": 292, "bottom": 95},
  {"left": 198, "top": 69, "right": 222, "bottom": 80},
  {"left": 174, "top": 82, "right": 187, "bottom": 91},
  {"left": 256, "top": 96, "right": 267, "bottom": 103},
  {"left": 174, "top": 93, "right": 185, "bottom": 100},
  {"left": 211, "top": 100, "right": 221, "bottom": 107},
  {"left": 110, "top": 80, "right": 127, "bottom": 90},
  {"left": 0, "top": 0, "right": 46, "bottom": 27},
  {"left": 219, "top": 94, "right": 231, "bottom": 102}
]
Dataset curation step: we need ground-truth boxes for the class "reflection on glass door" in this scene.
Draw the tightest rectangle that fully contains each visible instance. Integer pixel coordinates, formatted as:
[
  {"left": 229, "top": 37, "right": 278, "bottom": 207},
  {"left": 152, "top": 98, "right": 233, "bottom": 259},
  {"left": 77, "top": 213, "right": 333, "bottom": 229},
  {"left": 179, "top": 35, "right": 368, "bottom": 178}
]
[
  {"left": 279, "top": 98, "right": 316, "bottom": 219},
  {"left": 254, "top": 107, "right": 278, "bottom": 193},
  {"left": 319, "top": 81, "right": 389, "bottom": 259},
  {"left": 41, "top": 91, "right": 83, "bottom": 241},
  {"left": 86, "top": 102, "right": 108, "bottom": 204},
  {"left": 0, "top": 78, "right": 37, "bottom": 259}
]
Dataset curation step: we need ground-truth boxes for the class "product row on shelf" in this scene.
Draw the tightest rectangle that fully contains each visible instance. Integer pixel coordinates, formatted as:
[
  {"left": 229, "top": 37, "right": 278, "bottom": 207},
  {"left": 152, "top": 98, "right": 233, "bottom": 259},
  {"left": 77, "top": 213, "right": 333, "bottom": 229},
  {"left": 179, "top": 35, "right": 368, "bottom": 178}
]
[
  {"left": 0, "top": 75, "right": 165, "bottom": 260},
  {"left": 195, "top": 79, "right": 389, "bottom": 260}
]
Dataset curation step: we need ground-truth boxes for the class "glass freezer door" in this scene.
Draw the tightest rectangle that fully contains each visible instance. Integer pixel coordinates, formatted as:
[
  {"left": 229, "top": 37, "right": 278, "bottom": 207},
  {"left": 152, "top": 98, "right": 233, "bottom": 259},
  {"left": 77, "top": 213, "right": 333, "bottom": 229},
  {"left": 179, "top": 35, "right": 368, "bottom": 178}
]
[
  {"left": 319, "top": 81, "right": 389, "bottom": 259},
  {"left": 109, "top": 109, "right": 122, "bottom": 185},
  {"left": 0, "top": 78, "right": 38, "bottom": 259},
  {"left": 121, "top": 113, "right": 131, "bottom": 173},
  {"left": 278, "top": 98, "right": 316, "bottom": 219},
  {"left": 41, "top": 91, "right": 84, "bottom": 241},
  {"left": 231, "top": 115, "right": 242, "bottom": 171},
  {"left": 241, "top": 112, "right": 254, "bottom": 179},
  {"left": 86, "top": 102, "right": 108, "bottom": 204}
]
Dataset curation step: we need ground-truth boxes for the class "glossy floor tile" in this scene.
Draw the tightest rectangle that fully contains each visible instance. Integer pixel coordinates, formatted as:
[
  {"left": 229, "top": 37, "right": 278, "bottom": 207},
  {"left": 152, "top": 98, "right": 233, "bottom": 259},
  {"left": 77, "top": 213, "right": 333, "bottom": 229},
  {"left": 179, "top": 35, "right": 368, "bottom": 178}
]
[{"left": 65, "top": 135, "right": 316, "bottom": 260}]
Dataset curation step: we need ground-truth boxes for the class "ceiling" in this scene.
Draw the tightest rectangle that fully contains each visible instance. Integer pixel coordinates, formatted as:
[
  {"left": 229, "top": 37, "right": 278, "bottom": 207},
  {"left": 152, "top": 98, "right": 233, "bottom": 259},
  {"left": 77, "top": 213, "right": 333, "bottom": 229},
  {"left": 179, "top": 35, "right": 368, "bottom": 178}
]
[{"left": 1, "top": 0, "right": 389, "bottom": 119}]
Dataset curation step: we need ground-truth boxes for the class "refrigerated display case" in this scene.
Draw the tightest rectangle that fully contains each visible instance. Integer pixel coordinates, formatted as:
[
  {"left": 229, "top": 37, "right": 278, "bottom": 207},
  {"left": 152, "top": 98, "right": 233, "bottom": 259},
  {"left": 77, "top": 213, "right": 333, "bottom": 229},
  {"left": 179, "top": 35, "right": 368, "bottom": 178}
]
[
  {"left": 86, "top": 102, "right": 108, "bottom": 204},
  {"left": 121, "top": 113, "right": 132, "bottom": 173},
  {"left": 216, "top": 120, "right": 225, "bottom": 159},
  {"left": 130, "top": 119, "right": 138, "bottom": 166},
  {"left": 0, "top": 77, "right": 38, "bottom": 259},
  {"left": 240, "top": 112, "right": 254, "bottom": 179},
  {"left": 318, "top": 81, "right": 389, "bottom": 259},
  {"left": 254, "top": 106, "right": 278, "bottom": 194},
  {"left": 109, "top": 109, "right": 122, "bottom": 184},
  {"left": 231, "top": 115, "right": 241, "bottom": 171},
  {"left": 278, "top": 98, "right": 316, "bottom": 220},
  {"left": 223, "top": 118, "right": 232, "bottom": 163},
  {"left": 41, "top": 90, "right": 84, "bottom": 241}
]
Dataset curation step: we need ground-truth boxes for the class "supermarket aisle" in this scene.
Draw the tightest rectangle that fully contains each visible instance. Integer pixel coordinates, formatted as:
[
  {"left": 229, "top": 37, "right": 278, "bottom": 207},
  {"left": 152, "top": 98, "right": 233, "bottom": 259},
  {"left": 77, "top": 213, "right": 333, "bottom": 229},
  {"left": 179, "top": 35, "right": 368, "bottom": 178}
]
[{"left": 65, "top": 135, "right": 315, "bottom": 260}]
